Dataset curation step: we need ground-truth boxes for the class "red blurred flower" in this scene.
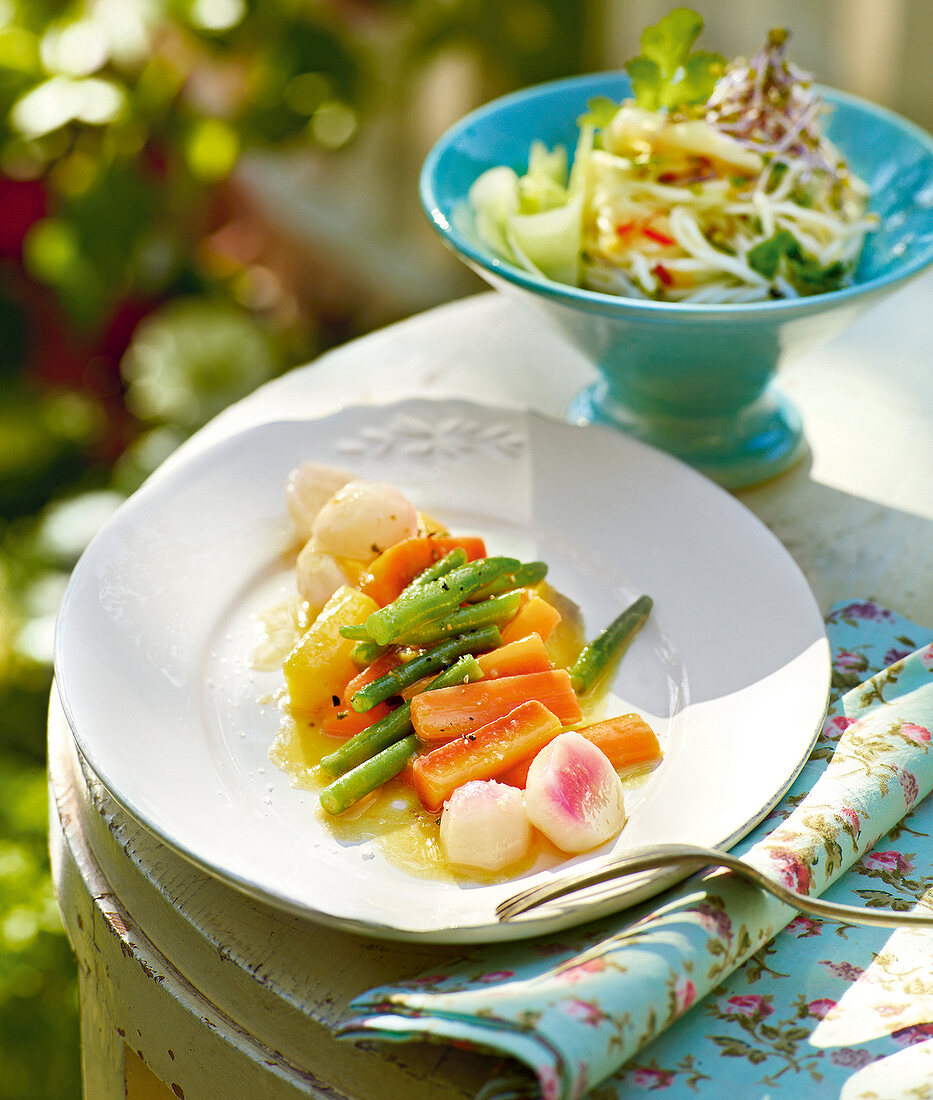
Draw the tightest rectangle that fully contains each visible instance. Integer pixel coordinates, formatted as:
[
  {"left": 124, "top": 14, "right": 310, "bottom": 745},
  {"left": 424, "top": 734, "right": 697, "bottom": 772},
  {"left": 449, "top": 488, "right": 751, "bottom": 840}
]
[{"left": 0, "top": 179, "right": 48, "bottom": 259}]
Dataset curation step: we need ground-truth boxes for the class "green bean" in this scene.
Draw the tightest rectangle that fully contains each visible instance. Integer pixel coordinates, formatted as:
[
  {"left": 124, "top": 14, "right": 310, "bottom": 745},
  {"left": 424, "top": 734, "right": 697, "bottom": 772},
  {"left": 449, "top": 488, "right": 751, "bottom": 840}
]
[
  {"left": 429, "top": 653, "right": 484, "bottom": 691},
  {"left": 318, "top": 654, "right": 484, "bottom": 776},
  {"left": 468, "top": 560, "right": 548, "bottom": 601},
  {"left": 320, "top": 700, "right": 413, "bottom": 777},
  {"left": 569, "top": 595, "right": 653, "bottom": 695},
  {"left": 319, "top": 735, "right": 419, "bottom": 816},
  {"left": 339, "top": 623, "right": 371, "bottom": 641},
  {"left": 410, "top": 546, "right": 468, "bottom": 587},
  {"left": 394, "top": 590, "right": 522, "bottom": 646},
  {"left": 350, "top": 625, "right": 501, "bottom": 712},
  {"left": 339, "top": 551, "right": 469, "bottom": 646},
  {"left": 351, "top": 639, "right": 387, "bottom": 666},
  {"left": 363, "top": 556, "right": 521, "bottom": 646}
]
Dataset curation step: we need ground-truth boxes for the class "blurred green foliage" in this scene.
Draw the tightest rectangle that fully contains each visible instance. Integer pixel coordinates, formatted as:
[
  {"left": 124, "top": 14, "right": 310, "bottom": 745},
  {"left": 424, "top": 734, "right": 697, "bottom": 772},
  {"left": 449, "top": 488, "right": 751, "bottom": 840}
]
[{"left": 0, "top": 0, "right": 590, "bottom": 1094}]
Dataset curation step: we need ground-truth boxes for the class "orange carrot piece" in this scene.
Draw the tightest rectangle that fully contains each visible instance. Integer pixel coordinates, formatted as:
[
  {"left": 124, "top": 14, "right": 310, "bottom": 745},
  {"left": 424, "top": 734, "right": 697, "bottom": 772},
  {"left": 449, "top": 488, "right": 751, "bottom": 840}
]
[
  {"left": 319, "top": 700, "right": 394, "bottom": 738},
  {"left": 411, "top": 669, "right": 581, "bottom": 743},
  {"left": 411, "top": 700, "right": 562, "bottom": 812},
  {"left": 576, "top": 713, "right": 662, "bottom": 770},
  {"left": 497, "top": 757, "right": 533, "bottom": 790},
  {"left": 345, "top": 651, "right": 400, "bottom": 698},
  {"left": 498, "top": 712, "right": 660, "bottom": 788},
  {"left": 476, "top": 633, "right": 553, "bottom": 679},
  {"left": 318, "top": 651, "right": 399, "bottom": 736},
  {"left": 359, "top": 535, "right": 487, "bottom": 605},
  {"left": 499, "top": 593, "right": 561, "bottom": 645}
]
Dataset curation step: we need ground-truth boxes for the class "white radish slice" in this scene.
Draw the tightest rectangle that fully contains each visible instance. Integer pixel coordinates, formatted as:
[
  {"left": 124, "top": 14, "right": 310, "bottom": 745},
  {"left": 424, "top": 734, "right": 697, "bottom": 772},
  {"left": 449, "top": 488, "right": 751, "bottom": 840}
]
[
  {"left": 440, "top": 780, "right": 532, "bottom": 872},
  {"left": 312, "top": 480, "right": 419, "bottom": 562},
  {"left": 524, "top": 731, "right": 626, "bottom": 853},
  {"left": 285, "top": 463, "right": 352, "bottom": 540}
]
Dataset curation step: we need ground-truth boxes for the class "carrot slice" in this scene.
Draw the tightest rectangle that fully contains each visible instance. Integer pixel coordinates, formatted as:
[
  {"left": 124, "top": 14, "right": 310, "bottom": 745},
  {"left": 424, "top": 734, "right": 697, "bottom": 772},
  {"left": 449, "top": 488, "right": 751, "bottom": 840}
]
[
  {"left": 411, "top": 700, "right": 562, "bottom": 812},
  {"left": 497, "top": 758, "right": 533, "bottom": 790},
  {"left": 318, "top": 651, "right": 400, "bottom": 737},
  {"left": 576, "top": 713, "right": 661, "bottom": 770},
  {"left": 345, "top": 651, "right": 400, "bottom": 696},
  {"left": 475, "top": 633, "right": 553, "bottom": 679},
  {"left": 498, "top": 712, "right": 661, "bottom": 788},
  {"left": 411, "top": 669, "right": 581, "bottom": 743},
  {"left": 319, "top": 700, "right": 394, "bottom": 738},
  {"left": 359, "top": 536, "right": 487, "bottom": 605},
  {"left": 499, "top": 593, "right": 561, "bottom": 645}
]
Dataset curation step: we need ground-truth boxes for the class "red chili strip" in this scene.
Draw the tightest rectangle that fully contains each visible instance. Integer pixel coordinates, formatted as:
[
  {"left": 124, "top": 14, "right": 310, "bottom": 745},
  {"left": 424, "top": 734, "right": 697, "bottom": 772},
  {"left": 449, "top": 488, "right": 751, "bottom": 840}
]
[{"left": 643, "top": 226, "right": 675, "bottom": 246}]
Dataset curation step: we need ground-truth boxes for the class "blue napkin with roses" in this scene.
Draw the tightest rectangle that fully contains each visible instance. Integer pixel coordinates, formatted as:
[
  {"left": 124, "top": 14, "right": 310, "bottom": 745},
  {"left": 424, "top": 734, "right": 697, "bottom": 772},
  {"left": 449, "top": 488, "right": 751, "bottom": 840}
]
[{"left": 339, "top": 601, "right": 933, "bottom": 1099}]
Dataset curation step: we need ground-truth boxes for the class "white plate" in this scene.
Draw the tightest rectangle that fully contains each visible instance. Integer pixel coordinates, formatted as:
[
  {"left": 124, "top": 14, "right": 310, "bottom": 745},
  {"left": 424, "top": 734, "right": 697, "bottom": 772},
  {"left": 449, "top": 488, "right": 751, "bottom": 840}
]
[{"left": 55, "top": 398, "right": 829, "bottom": 943}]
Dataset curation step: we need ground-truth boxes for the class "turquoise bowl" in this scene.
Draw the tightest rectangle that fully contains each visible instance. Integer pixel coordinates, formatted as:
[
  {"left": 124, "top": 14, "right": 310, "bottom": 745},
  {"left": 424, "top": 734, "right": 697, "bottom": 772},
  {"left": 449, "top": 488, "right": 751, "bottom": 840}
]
[{"left": 420, "top": 73, "right": 933, "bottom": 488}]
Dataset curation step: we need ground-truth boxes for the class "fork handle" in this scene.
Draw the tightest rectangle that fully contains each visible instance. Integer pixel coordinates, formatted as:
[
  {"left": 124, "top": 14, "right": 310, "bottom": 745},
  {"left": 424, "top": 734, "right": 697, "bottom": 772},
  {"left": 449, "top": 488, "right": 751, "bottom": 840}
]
[{"left": 496, "top": 845, "right": 933, "bottom": 930}]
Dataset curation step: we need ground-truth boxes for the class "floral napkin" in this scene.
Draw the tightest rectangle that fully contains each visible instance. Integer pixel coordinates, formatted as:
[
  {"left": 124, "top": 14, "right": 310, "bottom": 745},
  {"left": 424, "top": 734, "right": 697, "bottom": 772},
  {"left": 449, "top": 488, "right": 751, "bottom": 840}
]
[{"left": 339, "top": 602, "right": 933, "bottom": 1100}]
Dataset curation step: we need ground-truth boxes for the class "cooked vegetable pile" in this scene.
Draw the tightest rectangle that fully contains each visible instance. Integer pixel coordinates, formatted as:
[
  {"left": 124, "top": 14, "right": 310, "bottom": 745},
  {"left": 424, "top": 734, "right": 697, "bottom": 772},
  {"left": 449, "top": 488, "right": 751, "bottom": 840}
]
[
  {"left": 469, "top": 8, "right": 876, "bottom": 303},
  {"left": 271, "top": 463, "right": 661, "bottom": 873}
]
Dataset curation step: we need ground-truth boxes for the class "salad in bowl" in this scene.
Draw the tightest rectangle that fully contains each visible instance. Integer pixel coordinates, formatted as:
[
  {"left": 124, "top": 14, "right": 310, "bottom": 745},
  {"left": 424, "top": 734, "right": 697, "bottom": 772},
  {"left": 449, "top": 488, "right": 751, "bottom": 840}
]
[
  {"left": 470, "top": 9, "right": 876, "bottom": 304},
  {"left": 421, "top": 9, "right": 933, "bottom": 487}
]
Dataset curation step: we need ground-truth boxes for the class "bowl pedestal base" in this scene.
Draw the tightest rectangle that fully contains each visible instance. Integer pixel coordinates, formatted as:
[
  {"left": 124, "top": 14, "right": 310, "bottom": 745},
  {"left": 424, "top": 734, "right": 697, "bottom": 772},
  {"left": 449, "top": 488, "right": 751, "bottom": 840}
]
[{"left": 568, "top": 380, "right": 807, "bottom": 491}]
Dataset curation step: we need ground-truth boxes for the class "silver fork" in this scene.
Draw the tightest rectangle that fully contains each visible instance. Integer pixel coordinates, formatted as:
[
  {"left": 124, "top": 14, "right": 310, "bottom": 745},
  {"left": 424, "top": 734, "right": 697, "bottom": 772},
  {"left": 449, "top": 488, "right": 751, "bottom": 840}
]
[{"left": 496, "top": 843, "right": 933, "bottom": 929}]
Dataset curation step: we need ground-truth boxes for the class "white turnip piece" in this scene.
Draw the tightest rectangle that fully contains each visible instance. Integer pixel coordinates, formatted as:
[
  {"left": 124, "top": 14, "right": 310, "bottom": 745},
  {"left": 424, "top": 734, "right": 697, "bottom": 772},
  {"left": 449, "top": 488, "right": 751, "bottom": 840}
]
[
  {"left": 524, "top": 731, "right": 626, "bottom": 853},
  {"left": 285, "top": 463, "right": 352, "bottom": 540},
  {"left": 312, "top": 480, "right": 419, "bottom": 562},
  {"left": 440, "top": 780, "right": 532, "bottom": 871},
  {"left": 295, "top": 543, "right": 348, "bottom": 613}
]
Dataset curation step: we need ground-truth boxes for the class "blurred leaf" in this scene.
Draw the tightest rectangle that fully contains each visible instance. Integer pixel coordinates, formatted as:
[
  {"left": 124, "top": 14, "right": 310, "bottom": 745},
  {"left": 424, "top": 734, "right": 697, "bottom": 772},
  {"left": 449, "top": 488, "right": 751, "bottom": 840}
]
[
  {"left": 0, "top": 675, "right": 53, "bottom": 760},
  {"left": 0, "top": 752, "right": 80, "bottom": 1099},
  {"left": 22, "top": 216, "right": 81, "bottom": 280},
  {"left": 122, "top": 296, "right": 282, "bottom": 427},
  {"left": 24, "top": 155, "right": 165, "bottom": 325},
  {"left": 310, "top": 99, "right": 357, "bottom": 148},
  {"left": 186, "top": 0, "right": 248, "bottom": 34},
  {"left": 408, "top": 0, "right": 589, "bottom": 88},
  {"left": 66, "top": 158, "right": 159, "bottom": 289},
  {"left": 134, "top": 51, "right": 187, "bottom": 115},
  {"left": 0, "top": 24, "right": 40, "bottom": 80},
  {"left": 34, "top": 488, "right": 124, "bottom": 563},
  {"left": 39, "top": 18, "right": 110, "bottom": 77},
  {"left": 0, "top": 381, "right": 91, "bottom": 517},
  {"left": 0, "top": 288, "right": 28, "bottom": 374},
  {"left": 110, "top": 424, "right": 186, "bottom": 493},
  {"left": 11, "top": 74, "right": 126, "bottom": 139},
  {"left": 185, "top": 115, "right": 240, "bottom": 180},
  {"left": 41, "top": 388, "right": 107, "bottom": 446},
  {"left": 241, "top": 19, "right": 362, "bottom": 145}
]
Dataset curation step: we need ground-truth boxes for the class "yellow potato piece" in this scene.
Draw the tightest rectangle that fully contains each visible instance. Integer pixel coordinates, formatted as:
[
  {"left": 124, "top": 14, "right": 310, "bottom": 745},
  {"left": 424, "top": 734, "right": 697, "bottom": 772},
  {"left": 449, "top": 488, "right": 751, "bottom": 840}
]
[{"left": 283, "top": 585, "right": 377, "bottom": 716}]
